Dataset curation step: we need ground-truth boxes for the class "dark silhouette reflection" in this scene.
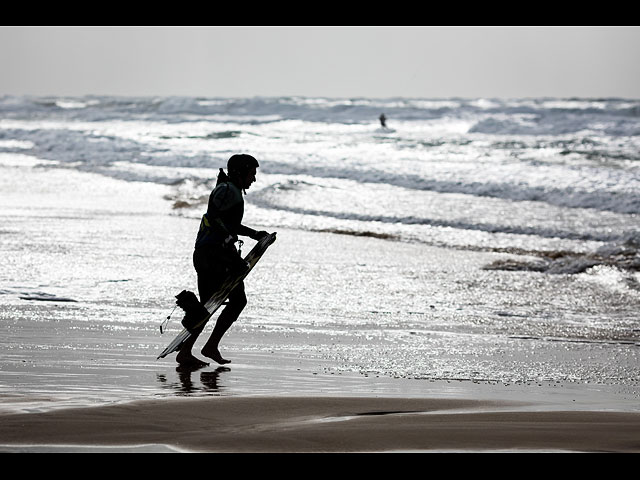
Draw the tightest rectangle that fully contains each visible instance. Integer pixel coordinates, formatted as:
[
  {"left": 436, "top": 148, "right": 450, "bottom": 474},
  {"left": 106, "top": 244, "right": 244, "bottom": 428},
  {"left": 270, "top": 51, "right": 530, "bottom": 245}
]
[
  {"left": 200, "top": 367, "right": 231, "bottom": 390},
  {"left": 156, "top": 366, "right": 231, "bottom": 396}
]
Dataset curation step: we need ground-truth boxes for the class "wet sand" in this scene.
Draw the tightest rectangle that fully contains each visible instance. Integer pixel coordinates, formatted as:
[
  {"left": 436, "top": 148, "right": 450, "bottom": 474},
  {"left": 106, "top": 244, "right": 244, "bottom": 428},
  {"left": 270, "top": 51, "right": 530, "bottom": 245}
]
[{"left": 2, "top": 395, "right": 640, "bottom": 452}]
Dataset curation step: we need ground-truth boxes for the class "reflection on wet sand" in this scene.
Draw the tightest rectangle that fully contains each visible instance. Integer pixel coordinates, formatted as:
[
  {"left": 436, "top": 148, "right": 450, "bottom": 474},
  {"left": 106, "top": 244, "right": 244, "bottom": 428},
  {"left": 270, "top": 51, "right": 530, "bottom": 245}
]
[{"left": 156, "top": 366, "right": 231, "bottom": 395}]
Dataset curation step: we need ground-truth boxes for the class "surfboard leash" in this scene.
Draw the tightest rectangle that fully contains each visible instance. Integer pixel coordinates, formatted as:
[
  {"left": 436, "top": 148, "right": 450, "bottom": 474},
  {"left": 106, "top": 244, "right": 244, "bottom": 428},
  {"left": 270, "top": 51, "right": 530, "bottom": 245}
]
[{"left": 160, "top": 304, "right": 178, "bottom": 334}]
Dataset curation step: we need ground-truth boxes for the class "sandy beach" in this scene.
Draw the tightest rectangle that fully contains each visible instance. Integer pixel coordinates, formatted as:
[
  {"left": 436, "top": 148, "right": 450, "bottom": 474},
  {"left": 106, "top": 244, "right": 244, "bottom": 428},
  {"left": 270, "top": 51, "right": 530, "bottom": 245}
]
[
  {"left": 1, "top": 395, "right": 639, "bottom": 453},
  {"left": 1, "top": 145, "right": 640, "bottom": 452}
]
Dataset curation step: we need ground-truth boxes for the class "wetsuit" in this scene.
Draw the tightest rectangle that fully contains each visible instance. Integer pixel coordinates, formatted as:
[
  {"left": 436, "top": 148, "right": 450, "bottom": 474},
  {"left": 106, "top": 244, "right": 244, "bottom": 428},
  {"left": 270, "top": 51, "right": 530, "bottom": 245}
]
[{"left": 193, "top": 178, "right": 260, "bottom": 321}]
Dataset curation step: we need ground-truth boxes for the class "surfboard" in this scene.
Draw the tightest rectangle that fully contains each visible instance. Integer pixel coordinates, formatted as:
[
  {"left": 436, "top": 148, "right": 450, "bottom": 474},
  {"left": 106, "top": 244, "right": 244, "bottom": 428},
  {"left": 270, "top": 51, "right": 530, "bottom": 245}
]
[{"left": 157, "top": 232, "right": 277, "bottom": 359}]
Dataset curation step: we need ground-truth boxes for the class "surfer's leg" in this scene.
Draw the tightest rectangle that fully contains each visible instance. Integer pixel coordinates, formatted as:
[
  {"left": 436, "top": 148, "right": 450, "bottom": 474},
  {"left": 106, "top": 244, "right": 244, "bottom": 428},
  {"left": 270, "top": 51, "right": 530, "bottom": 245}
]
[
  {"left": 177, "top": 252, "right": 217, "bottom": 367},
  {"left": 201, "top": 282, "right": 247, "bottom": 364},
  {"left": 175, "top": 326, "right": 208, "bottom": 367}
]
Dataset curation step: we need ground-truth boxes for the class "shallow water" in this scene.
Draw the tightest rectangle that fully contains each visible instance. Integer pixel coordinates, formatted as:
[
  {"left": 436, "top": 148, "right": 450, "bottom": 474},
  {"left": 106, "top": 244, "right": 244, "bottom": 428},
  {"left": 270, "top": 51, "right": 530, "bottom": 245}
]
[{"left": 0, "top": 96, "right": 639, "bottom": 413}]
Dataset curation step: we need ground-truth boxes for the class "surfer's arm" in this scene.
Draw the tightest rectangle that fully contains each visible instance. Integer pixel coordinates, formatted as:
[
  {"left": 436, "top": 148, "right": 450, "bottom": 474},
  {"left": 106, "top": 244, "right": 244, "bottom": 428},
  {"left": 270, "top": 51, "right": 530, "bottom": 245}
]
[
  {"left": 237, "top": 224, "right": 268, "bottom": 240},
  {"left": 206, "top": 184, "right": 238, "bottom": 240},
  {"left": 207, "top": 184, "right": 267, "bottom": 242},
  {"left": 210, "top": 215, "right": 233, "bottom": 239}
]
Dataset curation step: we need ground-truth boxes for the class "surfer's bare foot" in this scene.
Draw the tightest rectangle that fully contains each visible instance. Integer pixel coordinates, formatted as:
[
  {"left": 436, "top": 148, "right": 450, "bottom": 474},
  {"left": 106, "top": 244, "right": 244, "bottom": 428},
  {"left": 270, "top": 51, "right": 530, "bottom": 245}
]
[
  {"left": 176, "top": 351, "right": 209, "bottom": 368},
  {"left": 201, "top": 346, "right": 231, "bottom": 365}
]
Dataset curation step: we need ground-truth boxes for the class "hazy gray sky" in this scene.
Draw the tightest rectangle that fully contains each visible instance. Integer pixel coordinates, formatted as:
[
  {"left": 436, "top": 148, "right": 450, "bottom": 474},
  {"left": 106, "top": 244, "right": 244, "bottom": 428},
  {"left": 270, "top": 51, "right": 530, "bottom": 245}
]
[{"left": 1, "top": 26, "right": 639, "bottom": 99}]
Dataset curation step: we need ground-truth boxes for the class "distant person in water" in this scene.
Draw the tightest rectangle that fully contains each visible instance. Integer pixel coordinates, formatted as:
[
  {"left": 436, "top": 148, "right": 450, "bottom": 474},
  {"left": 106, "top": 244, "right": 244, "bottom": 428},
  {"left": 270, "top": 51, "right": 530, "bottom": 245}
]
[
  {"left": 379, "top": 113, "right": 387, "bottom": 128},
  {"left": 176, "top": 154, "right": 271, "bottom": 368}
]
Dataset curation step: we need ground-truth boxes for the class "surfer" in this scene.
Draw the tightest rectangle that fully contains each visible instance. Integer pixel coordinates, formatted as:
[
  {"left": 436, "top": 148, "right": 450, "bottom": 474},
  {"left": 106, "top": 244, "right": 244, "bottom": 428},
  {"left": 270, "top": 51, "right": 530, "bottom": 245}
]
[
  {"left": 379, "top": 113, "right": 387, "bottom": 128},
  {"left": 176, "top": 154, "right": 271, "bottom": 368}
]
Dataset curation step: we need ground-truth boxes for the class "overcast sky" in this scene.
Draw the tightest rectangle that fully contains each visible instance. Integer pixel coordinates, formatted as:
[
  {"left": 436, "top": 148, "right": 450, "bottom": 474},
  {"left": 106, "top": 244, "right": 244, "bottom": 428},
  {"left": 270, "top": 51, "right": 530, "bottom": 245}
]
[{"left": 1, "top": 26, "right": 639, "bottom": 99}]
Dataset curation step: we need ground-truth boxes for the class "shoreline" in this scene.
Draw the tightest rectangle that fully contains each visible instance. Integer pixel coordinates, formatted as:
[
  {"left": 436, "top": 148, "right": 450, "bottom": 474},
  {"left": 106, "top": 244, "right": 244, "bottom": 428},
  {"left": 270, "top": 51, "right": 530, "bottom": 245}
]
[{"left": 2, "top": 395, "right": 640, "bottom": 453}]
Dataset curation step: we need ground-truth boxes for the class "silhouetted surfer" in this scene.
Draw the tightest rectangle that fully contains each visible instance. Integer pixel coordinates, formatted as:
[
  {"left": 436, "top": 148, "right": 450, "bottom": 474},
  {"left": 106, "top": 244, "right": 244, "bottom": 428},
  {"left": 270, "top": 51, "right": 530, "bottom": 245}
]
[
  {"left": 379, "top": 113, "right": 387, "bottom": 128},
  {"left": 176, "top": 154, "right": 271, "bottom": 368}
]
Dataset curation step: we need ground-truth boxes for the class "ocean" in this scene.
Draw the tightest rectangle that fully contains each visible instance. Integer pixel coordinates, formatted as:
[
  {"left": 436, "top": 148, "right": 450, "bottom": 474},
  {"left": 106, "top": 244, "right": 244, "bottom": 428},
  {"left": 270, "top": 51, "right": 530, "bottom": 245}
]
[{"left": 1, "top": 95, "right": 639, "bottom": 411}]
